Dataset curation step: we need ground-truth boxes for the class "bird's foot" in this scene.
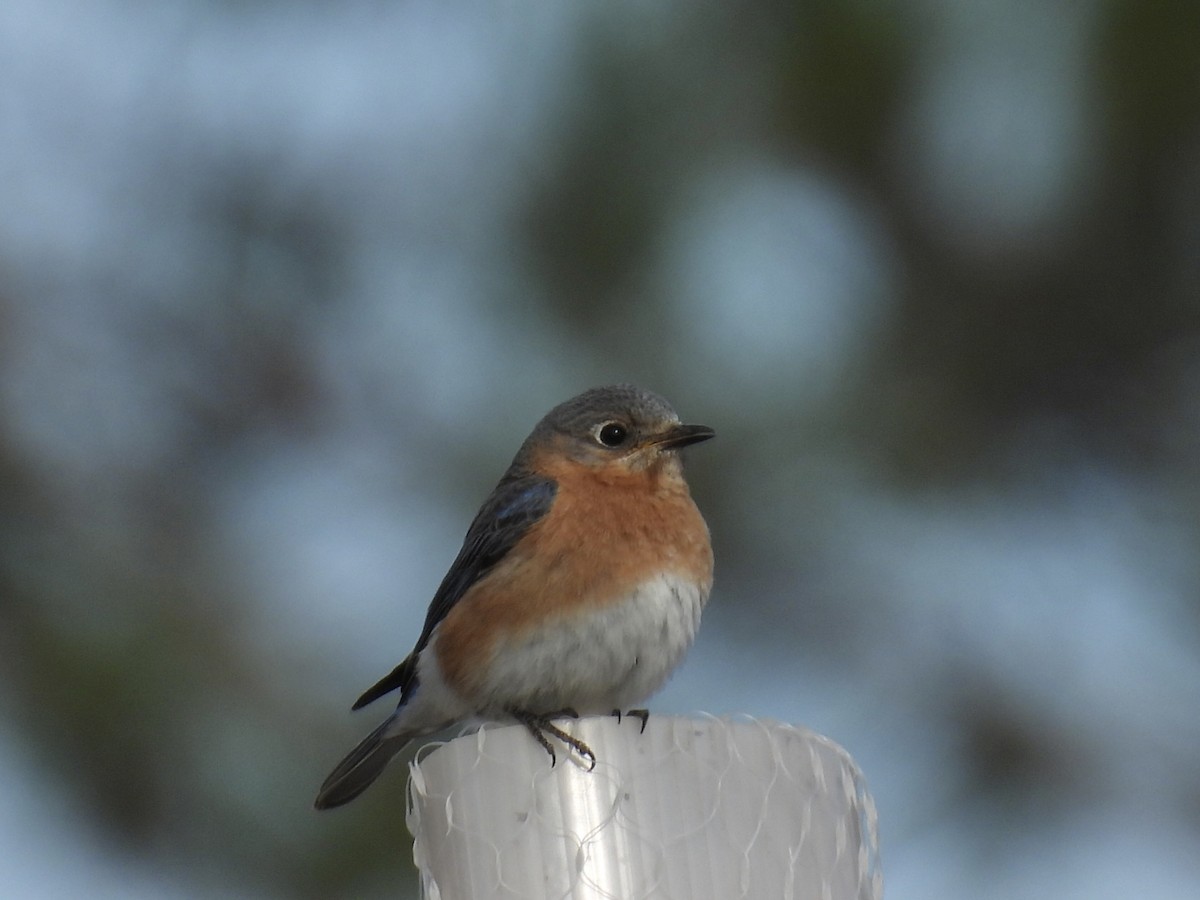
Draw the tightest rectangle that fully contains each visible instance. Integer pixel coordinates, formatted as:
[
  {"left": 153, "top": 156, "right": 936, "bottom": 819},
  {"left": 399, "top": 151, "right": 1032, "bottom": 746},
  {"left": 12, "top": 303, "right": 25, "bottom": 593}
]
[
  {"left": 510, "top": 709, "right": 596, "bottom": 771},
  {"left": 610, "top": 708, "right": 650, "bottom": 733}
]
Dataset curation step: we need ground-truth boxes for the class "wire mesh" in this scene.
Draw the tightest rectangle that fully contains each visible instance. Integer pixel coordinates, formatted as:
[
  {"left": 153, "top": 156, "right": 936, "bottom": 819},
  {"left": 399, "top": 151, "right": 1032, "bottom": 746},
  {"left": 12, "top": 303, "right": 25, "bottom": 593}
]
[{"left": 406, "top": 715, "right": 881, "bottom": 900}]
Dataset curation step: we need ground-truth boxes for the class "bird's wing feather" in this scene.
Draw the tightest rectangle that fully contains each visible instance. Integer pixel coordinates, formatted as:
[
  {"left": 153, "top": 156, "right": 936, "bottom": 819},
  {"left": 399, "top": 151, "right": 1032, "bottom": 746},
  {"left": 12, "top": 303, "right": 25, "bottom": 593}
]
[{"left": 351, "top": 473, "right": 557, "bottom": 710}]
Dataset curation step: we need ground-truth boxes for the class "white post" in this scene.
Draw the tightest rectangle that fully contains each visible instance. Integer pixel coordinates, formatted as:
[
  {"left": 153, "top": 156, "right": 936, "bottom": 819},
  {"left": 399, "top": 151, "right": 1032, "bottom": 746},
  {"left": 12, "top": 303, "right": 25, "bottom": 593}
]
[{"left": 406, "top": 715, "right": 881, "bottom": 900}]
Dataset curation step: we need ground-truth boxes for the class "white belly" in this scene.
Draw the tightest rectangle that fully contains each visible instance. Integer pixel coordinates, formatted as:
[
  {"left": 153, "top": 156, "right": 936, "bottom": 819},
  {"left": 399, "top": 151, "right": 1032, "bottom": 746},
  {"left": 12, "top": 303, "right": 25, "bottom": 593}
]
[{"left": 469, "top": 572, "right": 708, "bottom": 716}]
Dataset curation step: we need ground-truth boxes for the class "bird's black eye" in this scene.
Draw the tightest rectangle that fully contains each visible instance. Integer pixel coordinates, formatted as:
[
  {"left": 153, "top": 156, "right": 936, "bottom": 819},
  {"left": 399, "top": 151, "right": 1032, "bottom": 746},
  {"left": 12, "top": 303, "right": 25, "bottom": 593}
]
[{"left": 597, "top": 422, "right": 629, "bottom": 447}]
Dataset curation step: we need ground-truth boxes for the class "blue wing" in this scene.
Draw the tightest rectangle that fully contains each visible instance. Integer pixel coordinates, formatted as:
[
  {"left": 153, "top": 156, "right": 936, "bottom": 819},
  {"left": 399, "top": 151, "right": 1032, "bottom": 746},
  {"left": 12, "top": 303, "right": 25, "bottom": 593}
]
[{"left": 351, "top": 474, "right": 557, "bottom": 710}]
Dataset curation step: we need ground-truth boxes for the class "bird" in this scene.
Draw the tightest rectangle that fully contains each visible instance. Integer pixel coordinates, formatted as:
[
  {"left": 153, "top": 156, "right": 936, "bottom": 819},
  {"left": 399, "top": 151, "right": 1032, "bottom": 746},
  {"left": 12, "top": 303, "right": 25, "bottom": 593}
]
[{"left": 314, "top": 384, "right": 714, "bottom": 810}]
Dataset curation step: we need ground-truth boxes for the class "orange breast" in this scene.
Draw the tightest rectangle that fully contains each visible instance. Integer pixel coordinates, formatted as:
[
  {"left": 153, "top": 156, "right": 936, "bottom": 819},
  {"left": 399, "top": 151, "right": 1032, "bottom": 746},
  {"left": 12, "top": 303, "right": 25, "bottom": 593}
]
[{"left": 435, "top": 454, "right": 712, "bottom": 701}]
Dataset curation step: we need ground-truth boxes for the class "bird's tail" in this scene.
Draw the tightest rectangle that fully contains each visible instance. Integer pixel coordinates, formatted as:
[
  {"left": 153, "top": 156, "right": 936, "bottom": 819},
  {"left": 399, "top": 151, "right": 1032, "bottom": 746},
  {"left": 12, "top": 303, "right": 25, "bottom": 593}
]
[{"left": 314, "top": 717, "right": 411, "bottom": 810}]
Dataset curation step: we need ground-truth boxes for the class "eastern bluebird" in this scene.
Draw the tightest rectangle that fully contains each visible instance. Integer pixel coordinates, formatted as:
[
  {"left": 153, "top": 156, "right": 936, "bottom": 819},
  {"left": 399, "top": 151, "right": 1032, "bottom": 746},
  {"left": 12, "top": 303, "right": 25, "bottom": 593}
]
[{"left": 314, "top": 384, "right": 714, "bottom": 810}]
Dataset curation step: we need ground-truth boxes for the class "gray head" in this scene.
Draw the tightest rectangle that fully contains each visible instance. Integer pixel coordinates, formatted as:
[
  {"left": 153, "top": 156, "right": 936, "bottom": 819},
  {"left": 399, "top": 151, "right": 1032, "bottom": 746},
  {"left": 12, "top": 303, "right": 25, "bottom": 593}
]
[{"left": 515, "top": 384, "right": 714, "bottom": 473}]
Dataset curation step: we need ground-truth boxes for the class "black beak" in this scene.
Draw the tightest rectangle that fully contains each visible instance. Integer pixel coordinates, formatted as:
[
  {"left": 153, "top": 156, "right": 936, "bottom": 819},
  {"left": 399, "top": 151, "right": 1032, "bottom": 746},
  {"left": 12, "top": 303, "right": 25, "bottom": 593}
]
[{"left": 655, "top": 423, "right": 715, "bottom": 450}]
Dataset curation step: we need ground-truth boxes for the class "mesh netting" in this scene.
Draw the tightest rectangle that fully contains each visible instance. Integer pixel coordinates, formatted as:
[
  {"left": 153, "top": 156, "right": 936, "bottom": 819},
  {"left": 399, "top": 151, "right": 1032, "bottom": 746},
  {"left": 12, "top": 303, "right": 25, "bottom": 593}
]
[
  {"left": 408, "top": 720, "right": 878, "bottom": 900},
  {"left": 406, "top": 715, "right": 880, "bottom": 900}
]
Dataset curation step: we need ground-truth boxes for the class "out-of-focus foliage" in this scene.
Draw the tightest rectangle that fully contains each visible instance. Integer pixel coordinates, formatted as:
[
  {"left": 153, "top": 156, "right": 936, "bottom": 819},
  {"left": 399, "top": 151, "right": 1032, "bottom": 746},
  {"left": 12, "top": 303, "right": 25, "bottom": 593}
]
[{"left": 1, "top": 1, "right": 1198, "bottom": 898}]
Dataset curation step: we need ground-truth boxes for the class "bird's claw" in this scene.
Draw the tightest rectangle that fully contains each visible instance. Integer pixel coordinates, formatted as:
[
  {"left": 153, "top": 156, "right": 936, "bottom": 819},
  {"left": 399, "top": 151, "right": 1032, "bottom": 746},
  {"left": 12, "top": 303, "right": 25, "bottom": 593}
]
[
  {"left": 610, "top": 708, "right": 650, "bottom": 733},
  {"left": 512, "top": 708, "right": 596, "bottom": 770}
]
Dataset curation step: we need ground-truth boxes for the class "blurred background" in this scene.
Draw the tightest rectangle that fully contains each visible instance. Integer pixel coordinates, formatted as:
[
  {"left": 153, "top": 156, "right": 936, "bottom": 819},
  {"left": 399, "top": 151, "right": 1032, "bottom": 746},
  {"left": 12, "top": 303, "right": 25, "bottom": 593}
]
[{"left": 2, "top": 0, "right": 1199, "bottom": 897}]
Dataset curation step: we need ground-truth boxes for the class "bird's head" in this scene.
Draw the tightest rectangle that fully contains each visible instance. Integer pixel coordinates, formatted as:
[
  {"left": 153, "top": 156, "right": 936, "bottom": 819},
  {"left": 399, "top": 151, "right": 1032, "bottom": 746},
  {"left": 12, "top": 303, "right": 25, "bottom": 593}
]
[{"left": 520, "top": 384, "right": 714, "bottom": 479}]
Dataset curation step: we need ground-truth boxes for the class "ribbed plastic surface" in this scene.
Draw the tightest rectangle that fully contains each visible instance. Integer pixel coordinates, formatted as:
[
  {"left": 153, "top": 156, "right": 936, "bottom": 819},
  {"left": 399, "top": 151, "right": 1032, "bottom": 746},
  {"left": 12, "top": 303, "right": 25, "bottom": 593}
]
[{"left": 406, "top": 715, "right": 881, "bottom": 900}]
